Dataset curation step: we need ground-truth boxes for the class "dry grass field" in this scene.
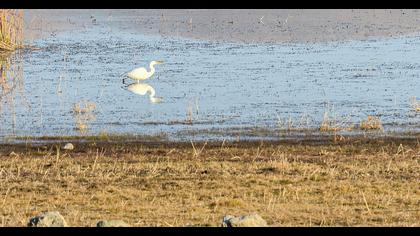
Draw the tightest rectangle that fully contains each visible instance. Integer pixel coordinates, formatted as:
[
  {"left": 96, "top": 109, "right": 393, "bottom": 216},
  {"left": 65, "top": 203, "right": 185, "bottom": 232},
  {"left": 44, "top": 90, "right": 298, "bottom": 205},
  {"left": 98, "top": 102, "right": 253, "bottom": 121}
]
[{"left": 0, "top": 138, "right": 418, "bottom": 226}]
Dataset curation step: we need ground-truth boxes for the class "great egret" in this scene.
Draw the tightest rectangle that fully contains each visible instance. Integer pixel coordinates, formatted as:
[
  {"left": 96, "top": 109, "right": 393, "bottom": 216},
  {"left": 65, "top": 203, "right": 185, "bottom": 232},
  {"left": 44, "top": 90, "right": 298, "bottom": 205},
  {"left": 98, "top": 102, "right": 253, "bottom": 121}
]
[
  {"left": 126, "top": 83, "right": 163, "bottom": 103},
  {"left": 126, "top": 60, "right": 164, "bottom": 82}
]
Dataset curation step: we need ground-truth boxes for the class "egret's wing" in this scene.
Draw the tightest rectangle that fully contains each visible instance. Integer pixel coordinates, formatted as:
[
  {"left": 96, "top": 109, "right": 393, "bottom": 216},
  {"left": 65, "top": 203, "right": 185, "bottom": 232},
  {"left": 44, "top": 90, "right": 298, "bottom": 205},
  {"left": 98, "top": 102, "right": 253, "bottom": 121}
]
[{"left": 127, "top": 67, "right": 148, "bottom": 79}]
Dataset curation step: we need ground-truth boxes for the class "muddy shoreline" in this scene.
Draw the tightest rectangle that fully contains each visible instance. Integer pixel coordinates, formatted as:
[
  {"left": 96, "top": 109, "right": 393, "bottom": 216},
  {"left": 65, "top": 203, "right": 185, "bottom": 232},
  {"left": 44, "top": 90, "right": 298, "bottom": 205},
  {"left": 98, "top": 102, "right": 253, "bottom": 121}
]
[
  {"left": 24, "top": 9, "right": 420, "bottom": 44},
  {"left": 1, "top": 134, "right": 420, "bottom": 155}
]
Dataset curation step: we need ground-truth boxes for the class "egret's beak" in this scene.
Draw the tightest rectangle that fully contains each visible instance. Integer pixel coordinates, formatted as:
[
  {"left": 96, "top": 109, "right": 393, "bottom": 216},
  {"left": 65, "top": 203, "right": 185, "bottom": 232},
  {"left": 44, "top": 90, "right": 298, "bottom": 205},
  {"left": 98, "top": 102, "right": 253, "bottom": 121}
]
[
  {"left": 156, "top": 60, "right": 164, "bottom": 64},
  {"left": 151, "top": 97, "right": 163, "bottom": 104}
]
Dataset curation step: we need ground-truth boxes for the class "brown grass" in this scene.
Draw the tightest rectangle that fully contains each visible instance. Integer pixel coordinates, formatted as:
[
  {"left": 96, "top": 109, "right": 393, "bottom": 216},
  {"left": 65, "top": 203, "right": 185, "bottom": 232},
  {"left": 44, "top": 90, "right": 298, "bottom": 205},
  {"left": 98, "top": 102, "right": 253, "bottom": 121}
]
[
  {"left": 319, "top": 111, "right": 342, "bottom": 132},
  {"left": 319, "top": 106, "right": 354, "bottom": 133},
  {"left": 0, "top": 9, "right": 23, "bottom": 51},
  {"left": 360, "top": 116, "right": 382, "bottom": 130},
  {"left": 0, "top": 139, "right": 418, "bottom": 226}
]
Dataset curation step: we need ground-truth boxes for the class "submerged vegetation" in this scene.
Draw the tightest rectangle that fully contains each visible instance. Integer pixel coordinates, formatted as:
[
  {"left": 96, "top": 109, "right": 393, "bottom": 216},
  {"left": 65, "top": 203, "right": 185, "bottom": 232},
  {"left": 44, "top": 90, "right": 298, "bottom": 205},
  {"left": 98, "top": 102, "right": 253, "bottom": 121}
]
[
  {"left": 72, "top": 100, "right": 97, "bottom": 133},
  {"left": 0, "top": 9, "right": 23, "bottom": 51},
  {"left": 360, "top": 116, "right": 383, "bottom": 131},
  {"left": 319, "top": 110, "right": 354, "bottom": 133}
]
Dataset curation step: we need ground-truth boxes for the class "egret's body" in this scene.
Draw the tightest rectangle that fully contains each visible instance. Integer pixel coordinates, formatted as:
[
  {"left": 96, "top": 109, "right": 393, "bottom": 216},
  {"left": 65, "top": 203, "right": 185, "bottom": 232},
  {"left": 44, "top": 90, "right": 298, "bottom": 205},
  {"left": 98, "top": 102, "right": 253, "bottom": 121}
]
[
  {"left": 126, "top": 83, "right": 162, "bottom": 103},
  {"left": 126, "top": 60, "right": 163, "bottom": 82}
]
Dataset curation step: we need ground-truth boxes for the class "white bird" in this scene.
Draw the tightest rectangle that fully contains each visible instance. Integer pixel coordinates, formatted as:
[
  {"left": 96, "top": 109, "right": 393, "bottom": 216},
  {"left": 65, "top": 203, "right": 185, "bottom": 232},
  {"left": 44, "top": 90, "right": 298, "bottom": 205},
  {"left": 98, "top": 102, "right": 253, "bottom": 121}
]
[
  {"left": 126, "top": 83, "right": 163, "bottom": 103},
  {"left": 126, "top": 60, "right": 164, "bottom": 82}
]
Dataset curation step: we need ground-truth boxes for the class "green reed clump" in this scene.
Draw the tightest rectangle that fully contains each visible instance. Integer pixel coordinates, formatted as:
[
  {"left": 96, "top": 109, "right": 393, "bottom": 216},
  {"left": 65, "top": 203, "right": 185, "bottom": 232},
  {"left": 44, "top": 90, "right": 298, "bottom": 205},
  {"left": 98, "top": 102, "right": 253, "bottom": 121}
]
[{"left": 0, "top": 9, "right": 24, "bottom": 51}]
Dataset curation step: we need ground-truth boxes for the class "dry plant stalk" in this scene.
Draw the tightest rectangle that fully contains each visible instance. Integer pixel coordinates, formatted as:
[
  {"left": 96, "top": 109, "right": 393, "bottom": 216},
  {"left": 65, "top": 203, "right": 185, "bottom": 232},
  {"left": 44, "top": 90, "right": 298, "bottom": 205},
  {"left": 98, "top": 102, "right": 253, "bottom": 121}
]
[
  {"left": 0, "top": 9, "right": 24, "bottom": 51},
  {"left": 319, "top": 107, "right": 355, "bottom": 133},
  {"left": 0, "top": 52, "right": 25, "bottom": 131},
  {"left": 409, "top": 96, "right": 420, "bottom": 112},
  {"left": 72, "top": 100, "right": 97, "bottom": 133},
  {"left": 360, "top": 115, "right": 382, "bottom": 130},
  {"left": 73, "top": 101, "right": 96, "bottom": 114},
  {"left": 185, "top": 99, "right": 197, "bottom": 125},
  {"left": 186, "top": 103, "right": 193, "bottom": 124},
  {"left": 320, "top": 111, "right": 341, "bottom": 132},
  {"left": 191, "top": 140, "right": 207, "bottom": 158}
]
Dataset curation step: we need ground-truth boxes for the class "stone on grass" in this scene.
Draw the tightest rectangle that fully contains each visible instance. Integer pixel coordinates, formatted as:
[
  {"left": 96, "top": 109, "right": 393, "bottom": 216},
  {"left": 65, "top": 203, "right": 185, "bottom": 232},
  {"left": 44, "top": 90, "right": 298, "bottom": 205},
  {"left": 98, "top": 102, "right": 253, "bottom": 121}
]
[
  {"left": 28, "top": 211, "right": 68, "bottom": 227},
  {"left": 96, "top": 220, "right": 131, "bottom": 227},
  {"left": 63, "top": 143, "right": 74, "bottom": 150},
  {"left": 221, "top": 214, "right": 268, "bottom": 227}
]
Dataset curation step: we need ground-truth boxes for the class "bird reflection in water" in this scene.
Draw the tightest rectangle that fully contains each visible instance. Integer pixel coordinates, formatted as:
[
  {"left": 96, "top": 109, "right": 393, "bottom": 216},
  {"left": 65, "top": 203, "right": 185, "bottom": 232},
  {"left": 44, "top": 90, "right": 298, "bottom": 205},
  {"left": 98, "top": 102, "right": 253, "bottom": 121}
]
[{"left": 123, "top": 81, "right": 163, "bottom": 104}]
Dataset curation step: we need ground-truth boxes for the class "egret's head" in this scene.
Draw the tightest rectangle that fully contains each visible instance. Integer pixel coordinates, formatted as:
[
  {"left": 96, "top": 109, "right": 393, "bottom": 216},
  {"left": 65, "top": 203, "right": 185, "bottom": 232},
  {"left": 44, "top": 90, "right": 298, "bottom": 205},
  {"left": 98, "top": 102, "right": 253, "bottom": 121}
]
[
  {"left": 152, "top": 60, "right": 164, "bottom": 65},
  {"left": 150, "top": 96, "right": 163, "bottom": 104}
]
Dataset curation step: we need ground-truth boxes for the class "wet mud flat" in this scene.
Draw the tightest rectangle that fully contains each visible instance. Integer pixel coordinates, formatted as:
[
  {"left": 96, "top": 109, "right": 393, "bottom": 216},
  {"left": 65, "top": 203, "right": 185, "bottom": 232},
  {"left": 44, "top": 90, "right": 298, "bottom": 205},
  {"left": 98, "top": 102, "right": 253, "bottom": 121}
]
[
  {"left": 2, "top": 132, "right": 420, "bottom": 154},
  {"left": 0, "top": 137, "right": 419, "bottom": 226},
  {"left": 24, "top": 9, "right": 420, "bottom": 44}
]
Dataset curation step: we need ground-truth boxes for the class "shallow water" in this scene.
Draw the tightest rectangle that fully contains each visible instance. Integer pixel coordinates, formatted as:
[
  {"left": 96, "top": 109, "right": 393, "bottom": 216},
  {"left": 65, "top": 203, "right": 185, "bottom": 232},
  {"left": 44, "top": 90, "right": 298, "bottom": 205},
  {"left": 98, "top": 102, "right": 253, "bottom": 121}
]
[{"left": 1, "top": 23, "right": 420, "bottom": 142}]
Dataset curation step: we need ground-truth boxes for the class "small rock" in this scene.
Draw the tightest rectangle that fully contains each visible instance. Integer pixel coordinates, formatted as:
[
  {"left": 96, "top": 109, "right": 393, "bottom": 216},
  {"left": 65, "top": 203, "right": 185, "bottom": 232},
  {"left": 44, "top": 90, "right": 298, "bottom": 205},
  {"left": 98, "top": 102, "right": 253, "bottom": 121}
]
[
  {"left": 221, "top": 213, "right": 268, "bottom": 227},
  {"left": 28, "top": 211, "right": 68, "bottom": 227},
  {"left": 9, "top": 151, "right": 19, "bottom": 157},
  {"left": 62, "top": 143, "right": 74, "bottom": 150},
  {"left": 96, "top": 220, "right": 131, "bottom": 227}
]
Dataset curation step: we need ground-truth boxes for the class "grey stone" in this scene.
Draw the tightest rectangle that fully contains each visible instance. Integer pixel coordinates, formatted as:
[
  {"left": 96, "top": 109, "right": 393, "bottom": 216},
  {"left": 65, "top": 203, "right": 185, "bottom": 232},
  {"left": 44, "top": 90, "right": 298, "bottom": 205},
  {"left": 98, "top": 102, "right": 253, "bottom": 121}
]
[
  {"left": 221, "top": 213, "right": 268, "bottom": 227},
  {"left": 96, "top": 220, "right": 131, "bottom": 227},
  {"left": 63, "top": 143, "right": 74, "bottom": 150},
  {"left": 28, "top": 211, "right": 68, "bottom": 227}
]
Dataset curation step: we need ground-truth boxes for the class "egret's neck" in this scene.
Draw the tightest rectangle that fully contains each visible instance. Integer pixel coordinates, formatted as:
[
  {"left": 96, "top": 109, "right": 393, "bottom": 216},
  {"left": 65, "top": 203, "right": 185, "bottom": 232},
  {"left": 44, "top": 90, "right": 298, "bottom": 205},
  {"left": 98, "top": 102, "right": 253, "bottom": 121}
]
[
  {"left": 149, "top": 62, "right": 156, "bottom": 74},
  {"left": 148, "top": 87, "right": 156, "bottom": 97}
]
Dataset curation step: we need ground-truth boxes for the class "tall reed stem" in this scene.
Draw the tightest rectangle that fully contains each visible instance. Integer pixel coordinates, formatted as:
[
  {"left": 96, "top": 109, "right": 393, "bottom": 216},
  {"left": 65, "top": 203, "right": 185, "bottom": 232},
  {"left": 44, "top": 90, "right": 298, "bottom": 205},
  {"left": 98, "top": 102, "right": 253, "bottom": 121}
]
[{"left": 0, "top": 9, "right": 24, "bottom": 51}]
